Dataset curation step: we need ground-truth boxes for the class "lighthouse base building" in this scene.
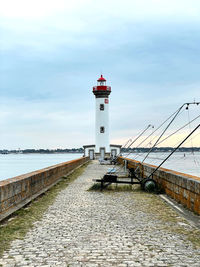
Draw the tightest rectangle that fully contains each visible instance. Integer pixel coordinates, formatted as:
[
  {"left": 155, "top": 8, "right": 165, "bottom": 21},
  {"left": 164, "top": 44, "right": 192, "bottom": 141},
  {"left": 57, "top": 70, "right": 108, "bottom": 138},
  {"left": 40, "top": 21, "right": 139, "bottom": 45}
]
[
  {"left": 83, "top": 144, "right": 121, "bottom": 160},
  {"left": 83, "top": 75, "right": 121, "bottom": 160}
]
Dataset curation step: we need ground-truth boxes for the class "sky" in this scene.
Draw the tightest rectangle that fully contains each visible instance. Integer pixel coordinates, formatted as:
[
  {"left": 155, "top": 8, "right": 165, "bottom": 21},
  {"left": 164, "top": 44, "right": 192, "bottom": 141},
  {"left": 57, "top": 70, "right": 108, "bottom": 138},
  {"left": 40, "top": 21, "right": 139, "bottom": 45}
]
[{"left": 0, "top": 0, "right": 200, "bottom": 149}]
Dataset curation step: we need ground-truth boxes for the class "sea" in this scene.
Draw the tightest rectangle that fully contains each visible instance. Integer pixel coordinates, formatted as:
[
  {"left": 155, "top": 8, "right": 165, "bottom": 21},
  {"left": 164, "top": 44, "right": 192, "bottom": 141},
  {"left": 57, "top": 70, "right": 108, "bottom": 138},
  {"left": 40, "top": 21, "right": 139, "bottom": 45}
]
[
  {"left": 126, "top": 151, "right": 200, "bottom": 177},
  {"left": 0, "top": 153, "right": 83, "bottom": 181},
  {"left": 0, "top": 152, "right": 199, "bottom": 182}
]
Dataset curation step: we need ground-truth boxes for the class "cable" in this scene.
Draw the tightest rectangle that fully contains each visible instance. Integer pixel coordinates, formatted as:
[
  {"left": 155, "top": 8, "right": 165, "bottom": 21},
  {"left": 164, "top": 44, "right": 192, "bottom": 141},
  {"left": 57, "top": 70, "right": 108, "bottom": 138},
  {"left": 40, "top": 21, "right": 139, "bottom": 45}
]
[
  {"left": 132, "top": 103, "right": 200, "bottom": 174},
  {"left": 156, "top": 113, "right": 200, "bottom": 146},
  {"left": 142, "top": 104, "right": 185, "bottom": 163},
  {"left": 123, "top": 124, "right": 154, "bottom": 159},
  {"left": 120, "top": 102, "right": 200, "bottom": 177},
  {"left": 141, "top": 102, "right": 199, "bottom": 164},
  {"left": 106, "top": 125, "right": 153, "bottom": 175},
  {"left": 147, "top": 123, "right": 200, "bottom": 179},
  {"left": 145, "top": 128, "right": 200, "bottom": 171},
  {"left": 128, "top": 108, "right": 187, "bottom": 162}
]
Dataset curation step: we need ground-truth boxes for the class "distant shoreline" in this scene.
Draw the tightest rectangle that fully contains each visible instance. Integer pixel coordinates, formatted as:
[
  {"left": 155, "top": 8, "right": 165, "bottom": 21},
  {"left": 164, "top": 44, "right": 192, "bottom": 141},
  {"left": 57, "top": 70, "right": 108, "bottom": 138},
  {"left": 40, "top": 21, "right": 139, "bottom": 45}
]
[
  {"left": 1, "top": 148, "right": 200, "bottom": 155},
  {"left": 0, "top": 149, "right": 84, "bottom": 154},
  {"left": 0, "top": 152, "right": 84, "bottom": 155}
]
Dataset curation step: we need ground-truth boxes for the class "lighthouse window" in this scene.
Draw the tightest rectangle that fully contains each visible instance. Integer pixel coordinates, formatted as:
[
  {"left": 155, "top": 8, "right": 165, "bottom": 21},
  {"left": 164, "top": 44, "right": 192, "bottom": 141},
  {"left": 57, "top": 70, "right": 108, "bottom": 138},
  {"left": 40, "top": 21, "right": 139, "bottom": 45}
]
[
  {"left": 100, "top": 126, "right": 105, "bottom": 133},
  {"left": 100, "top": 104, "right": 104, "bottom": 110}
]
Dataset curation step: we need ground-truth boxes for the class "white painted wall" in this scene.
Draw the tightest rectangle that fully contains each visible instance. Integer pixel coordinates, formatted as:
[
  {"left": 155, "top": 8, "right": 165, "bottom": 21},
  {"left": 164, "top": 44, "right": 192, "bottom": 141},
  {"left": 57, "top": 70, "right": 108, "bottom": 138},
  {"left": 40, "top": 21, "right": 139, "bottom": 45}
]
[
  {"left": 84, "top": 148, "right": 89, "bottom": 157},
  {"left": 95, "top": 97, "right": 110, "bottom": 153}
]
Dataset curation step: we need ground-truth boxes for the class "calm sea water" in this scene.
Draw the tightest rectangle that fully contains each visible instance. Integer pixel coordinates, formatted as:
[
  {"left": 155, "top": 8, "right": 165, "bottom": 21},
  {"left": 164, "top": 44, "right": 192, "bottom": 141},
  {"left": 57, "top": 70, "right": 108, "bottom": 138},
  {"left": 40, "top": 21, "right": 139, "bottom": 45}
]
[
  {"left": 0, "top": 153, "right": 83, "bottom": 181},
  {"left": 0, "top": 152, "right": 200, "bottom": 182},
  {"left": 125, "top": 152, "right": 200, "bottom": 177}
]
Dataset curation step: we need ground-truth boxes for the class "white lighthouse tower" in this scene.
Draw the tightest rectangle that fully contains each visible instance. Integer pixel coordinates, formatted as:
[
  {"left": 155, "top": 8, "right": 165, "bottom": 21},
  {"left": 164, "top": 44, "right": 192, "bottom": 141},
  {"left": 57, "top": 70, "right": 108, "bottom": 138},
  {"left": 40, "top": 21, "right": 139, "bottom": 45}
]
[
  {"left": 83, "top": 75, "right": 121, "bottom": 160},
  {"left": 93, "top": 75, "right": 111, "bottom": 158}
]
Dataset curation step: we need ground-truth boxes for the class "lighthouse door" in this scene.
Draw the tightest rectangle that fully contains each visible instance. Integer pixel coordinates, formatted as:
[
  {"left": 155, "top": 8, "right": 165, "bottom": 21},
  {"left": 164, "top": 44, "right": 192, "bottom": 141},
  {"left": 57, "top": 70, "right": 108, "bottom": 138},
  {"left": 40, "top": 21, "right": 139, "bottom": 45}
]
[
  {"left": 111, "top": 149, "right": 117, "bottom": 158},
  {"left": 89, "top": 149, "right": 94, "bottom": 160},
  {"left": 100, "top": 147, "right": 105, "bottom": 159}
]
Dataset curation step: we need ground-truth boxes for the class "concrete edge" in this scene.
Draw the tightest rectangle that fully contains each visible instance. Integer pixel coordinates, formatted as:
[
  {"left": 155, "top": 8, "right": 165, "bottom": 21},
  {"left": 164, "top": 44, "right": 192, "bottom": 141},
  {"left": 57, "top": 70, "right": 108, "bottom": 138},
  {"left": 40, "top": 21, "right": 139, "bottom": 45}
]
[{"left": 159, "top": 194, "right": 200, "bottom": 229}]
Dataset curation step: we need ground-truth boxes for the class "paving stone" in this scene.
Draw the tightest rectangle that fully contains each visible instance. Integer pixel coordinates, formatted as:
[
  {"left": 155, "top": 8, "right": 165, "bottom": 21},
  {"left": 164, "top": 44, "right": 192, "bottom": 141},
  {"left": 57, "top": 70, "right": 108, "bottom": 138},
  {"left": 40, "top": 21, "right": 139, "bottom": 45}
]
[{"left": 1, "top": 161, "right": 200, "bottom": 266}]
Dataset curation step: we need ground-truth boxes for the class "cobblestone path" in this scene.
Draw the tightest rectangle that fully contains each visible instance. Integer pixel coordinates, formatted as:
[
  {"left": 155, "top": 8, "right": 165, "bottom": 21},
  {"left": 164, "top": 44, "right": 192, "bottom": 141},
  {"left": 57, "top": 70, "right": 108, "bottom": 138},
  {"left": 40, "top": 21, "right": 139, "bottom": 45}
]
[{"left": 1, "top": 161, "right": 200, "bottom": 267}]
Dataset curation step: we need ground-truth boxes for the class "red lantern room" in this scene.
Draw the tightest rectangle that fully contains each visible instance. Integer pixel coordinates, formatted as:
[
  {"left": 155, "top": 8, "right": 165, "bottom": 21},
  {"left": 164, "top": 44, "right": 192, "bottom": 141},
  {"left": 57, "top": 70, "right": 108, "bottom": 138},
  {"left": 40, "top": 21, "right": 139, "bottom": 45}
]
[
  {"left": 93, "top": 75, "right": 111, "bottom": 96},
  {"left": 97, "top": 75, "right": 106, "bottom": 85}
]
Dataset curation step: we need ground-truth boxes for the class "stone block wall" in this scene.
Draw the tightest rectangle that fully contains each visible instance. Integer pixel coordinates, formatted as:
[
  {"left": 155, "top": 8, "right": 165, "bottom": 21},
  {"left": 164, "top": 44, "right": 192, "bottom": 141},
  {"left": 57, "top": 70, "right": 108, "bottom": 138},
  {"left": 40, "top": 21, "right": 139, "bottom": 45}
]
[
  {"left": 0, "top": 157, "right": 89, "bottom": 221},
  {"left": 118, "top": 157, "right": 200, "bottom": 215}
]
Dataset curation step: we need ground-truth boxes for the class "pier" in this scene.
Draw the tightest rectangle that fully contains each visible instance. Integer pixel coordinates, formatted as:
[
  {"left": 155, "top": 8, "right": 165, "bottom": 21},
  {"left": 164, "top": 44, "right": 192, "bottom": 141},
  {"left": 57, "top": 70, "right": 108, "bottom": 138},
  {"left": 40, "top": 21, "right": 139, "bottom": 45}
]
[{"left": 0, "top": 160, "right": 200, "bottom": 266}]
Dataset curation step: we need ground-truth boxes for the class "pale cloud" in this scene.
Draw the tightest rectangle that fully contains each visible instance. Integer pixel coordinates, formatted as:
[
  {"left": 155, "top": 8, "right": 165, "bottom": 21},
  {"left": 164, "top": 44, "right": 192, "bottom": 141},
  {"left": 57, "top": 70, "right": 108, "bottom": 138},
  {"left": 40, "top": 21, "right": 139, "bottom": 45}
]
[
  {"left": 0, "top": 0, "right": 200, "bottom": 149},
  {"left": 1, "top": 0, "right": 200, "bottom": 53},
  {"left": 1, "top": 0, "right": 200, "bottom": 20},
  {"left": 0, "top": 97, "right": 94, "bottom": 149},
  {"left": 0, "top": 0, "right": 89, "bottom": 18}
]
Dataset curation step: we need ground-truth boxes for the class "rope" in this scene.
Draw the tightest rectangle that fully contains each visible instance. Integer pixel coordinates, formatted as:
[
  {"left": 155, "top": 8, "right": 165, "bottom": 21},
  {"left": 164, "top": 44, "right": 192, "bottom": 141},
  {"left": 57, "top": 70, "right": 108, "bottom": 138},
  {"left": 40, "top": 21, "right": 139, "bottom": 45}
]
[
  {"left": 143, "top": 128, "right": 200, "bottom": 168},
  {"left": 116, "top": 102, "right": 200, "bottom": 175},
  {"left": 156, "top": 113, "right": 200, "bottom": 146},
  {"left": 130, "top": 108, "right": 186, "bottom": 162},
  {"left": 131, "top": 112, "right": 200, "bottom": 171},
  {"left": 147, "top": 123, "right": 200, "bottom": 179},
  {"left": 142, "top": 105, "right": 185, "bottom": 163}
]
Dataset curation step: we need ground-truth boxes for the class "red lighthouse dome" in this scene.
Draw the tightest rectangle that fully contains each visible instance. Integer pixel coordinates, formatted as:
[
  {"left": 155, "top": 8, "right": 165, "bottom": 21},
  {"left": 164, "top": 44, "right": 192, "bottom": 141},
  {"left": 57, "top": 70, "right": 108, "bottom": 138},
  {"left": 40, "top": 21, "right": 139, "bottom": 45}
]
[
  {"left": 93, "top": 75, "right": 111, "bottom": 97},
  {"left": 97, "top": 75, "right": 106, "bottom": 82}
]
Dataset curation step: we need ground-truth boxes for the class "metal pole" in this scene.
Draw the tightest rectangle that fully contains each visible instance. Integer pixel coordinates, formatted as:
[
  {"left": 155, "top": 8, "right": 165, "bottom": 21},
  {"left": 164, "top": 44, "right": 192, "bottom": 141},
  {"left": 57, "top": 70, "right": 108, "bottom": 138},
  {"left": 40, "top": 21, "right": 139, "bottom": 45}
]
[
  {"left": 148, "top": 123, "right": 200, "bottom": 179},
  {"left": 142, "top": 102, "right": 200, "bottom": 163},
  {"left": 124, "top": 160, "right": 127, "bottom": 172}
]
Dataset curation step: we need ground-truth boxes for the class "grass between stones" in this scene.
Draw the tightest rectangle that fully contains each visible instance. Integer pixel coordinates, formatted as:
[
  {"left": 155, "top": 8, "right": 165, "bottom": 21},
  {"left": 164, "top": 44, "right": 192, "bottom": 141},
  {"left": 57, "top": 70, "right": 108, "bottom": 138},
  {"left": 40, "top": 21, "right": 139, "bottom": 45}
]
[
  {"left": 89, "top": 183, "right": 141, "bottom": 192},
  {"left": 89, "top": 182, "right": 200, "bottom": 248},
  {"left": 127, "top": 191, "right": 200, "bottom": 249},
  {"left": 0, "top": 161, "right": 90, "bottom": 257},
  {"left": 144, "top": 194, "right": 200, "bottom": 248}
]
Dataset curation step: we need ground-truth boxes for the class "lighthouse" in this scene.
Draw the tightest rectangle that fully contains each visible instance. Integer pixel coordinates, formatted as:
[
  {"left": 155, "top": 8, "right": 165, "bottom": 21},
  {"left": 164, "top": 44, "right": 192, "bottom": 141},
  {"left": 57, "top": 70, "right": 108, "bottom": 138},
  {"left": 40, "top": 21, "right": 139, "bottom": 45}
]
[
  {"left": 93, "top": 75, "right": 111, "bottom": 158},
  {"left": 83, "top": 75, "right": 121, "bottom": 160}
]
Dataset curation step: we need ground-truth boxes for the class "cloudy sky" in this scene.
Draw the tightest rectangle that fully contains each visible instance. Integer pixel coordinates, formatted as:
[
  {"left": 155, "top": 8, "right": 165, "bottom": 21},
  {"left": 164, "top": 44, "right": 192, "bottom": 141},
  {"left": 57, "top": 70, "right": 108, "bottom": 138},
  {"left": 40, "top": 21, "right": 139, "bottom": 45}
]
[{"left": 1, "top": 0, "right": 200, "bottom": 149}]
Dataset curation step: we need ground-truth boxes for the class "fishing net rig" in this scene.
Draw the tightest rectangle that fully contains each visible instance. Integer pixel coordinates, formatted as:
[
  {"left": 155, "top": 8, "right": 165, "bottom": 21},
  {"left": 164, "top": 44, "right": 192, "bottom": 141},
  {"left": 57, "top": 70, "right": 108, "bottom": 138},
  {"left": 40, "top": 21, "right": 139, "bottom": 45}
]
[
  {"left": 134, "top": 102, "right": 200, "bottom": 170},
  {"left": 110, "top": 102, "right": 200, "bottom": 169},
  {"left": 95, "top": 101, "right": 200, "bottom": 191}
]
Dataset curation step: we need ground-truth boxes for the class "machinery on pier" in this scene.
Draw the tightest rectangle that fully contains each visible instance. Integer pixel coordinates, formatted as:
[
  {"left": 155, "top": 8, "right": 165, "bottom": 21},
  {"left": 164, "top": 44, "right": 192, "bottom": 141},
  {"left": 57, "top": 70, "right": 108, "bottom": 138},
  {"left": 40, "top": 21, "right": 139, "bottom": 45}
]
[{"left": 94, "top": 102, "right": 200, "bottom": 192}]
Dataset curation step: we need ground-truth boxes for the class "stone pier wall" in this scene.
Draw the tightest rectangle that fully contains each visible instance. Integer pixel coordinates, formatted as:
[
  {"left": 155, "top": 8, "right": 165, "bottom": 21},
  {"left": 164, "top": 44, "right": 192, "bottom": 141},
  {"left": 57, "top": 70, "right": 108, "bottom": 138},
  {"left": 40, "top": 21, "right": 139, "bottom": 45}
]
[
  {"left": 0, "top": 157, "right": 89, "bottom": 221},
  {"left": 118, "top": 157, "right": 200, "bottom": 215}
]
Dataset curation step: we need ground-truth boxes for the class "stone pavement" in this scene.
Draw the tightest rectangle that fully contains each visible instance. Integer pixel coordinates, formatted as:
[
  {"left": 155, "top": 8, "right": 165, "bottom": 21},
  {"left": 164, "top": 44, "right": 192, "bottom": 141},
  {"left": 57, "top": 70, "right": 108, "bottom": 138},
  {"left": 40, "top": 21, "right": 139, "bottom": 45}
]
[{"left": 1, "top": 161, "right": 200, "bottom": 267}]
